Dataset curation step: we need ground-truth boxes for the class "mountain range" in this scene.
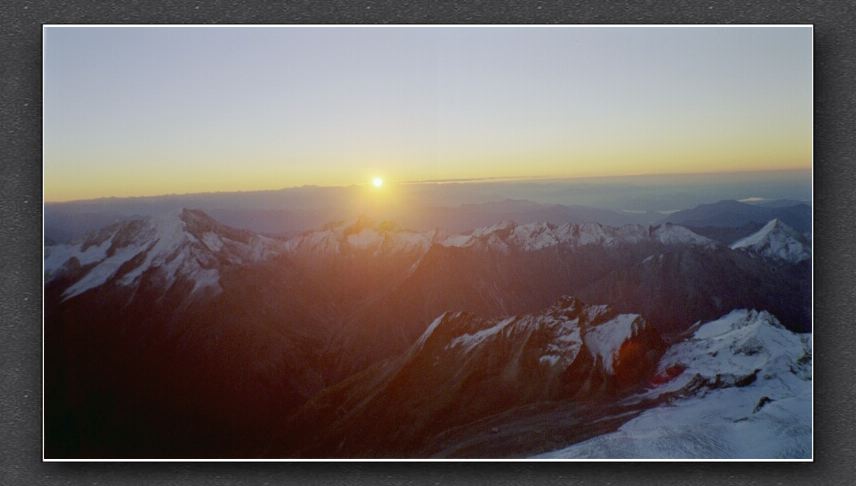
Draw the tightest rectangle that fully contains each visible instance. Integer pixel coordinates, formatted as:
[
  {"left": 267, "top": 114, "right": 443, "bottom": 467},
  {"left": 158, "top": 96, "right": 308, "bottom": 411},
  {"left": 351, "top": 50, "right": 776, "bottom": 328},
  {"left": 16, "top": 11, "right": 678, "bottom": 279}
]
[{"left": 43, "top": 206, "right": 812, "bottom": 458}]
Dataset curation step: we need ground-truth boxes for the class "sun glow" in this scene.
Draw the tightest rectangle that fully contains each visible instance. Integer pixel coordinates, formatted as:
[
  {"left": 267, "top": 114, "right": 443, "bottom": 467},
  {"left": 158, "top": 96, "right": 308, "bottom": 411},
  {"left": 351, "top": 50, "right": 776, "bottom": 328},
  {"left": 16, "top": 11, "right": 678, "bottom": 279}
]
[{"left": 372, "top": 177, "right": 384, "bottom": 188}]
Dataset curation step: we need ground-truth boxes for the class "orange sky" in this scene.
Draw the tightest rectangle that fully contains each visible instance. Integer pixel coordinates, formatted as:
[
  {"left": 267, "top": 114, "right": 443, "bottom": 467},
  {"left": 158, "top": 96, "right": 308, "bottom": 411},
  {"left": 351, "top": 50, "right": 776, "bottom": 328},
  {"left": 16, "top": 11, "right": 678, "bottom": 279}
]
[{"left": 44, "top": 26, "right": 812, "bottom": 202}]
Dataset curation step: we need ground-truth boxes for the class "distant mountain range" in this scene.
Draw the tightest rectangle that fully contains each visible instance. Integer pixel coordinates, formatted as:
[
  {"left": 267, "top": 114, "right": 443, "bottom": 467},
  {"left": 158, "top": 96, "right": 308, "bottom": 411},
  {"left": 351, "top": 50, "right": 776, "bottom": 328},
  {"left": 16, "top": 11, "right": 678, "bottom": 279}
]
[
  {"left": 43, "top": 207, "right": 812, "bottom": 458},
  {"left": 663, "top": 199, "right": 810, "bottom": 233},
  {"left": 45, "top": 195, "right": 810, "bottom": 244}
]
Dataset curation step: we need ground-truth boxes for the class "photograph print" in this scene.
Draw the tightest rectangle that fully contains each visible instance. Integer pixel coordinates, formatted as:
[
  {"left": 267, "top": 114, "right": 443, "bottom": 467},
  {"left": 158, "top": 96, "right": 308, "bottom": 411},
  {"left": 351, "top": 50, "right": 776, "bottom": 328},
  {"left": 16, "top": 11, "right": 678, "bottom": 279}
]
[{"left": 43, "top": 25, "right": 812, "bottom": 460}]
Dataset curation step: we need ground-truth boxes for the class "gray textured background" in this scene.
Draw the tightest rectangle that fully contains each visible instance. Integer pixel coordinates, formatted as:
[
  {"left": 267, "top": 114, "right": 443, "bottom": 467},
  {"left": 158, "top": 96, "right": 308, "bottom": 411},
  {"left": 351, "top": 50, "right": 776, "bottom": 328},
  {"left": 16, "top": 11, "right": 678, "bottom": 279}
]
[{"left": 2, "top": 1, "right": 854, "bottom": 484}]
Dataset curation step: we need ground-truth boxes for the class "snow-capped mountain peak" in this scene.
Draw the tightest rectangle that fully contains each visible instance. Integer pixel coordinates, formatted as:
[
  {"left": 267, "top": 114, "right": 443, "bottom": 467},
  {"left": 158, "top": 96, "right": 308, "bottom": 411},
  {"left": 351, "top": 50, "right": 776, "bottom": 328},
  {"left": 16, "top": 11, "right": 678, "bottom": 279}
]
[
  {"left": 651, "top": 223, "right": 714, "bottom": 245},
  {"left": 730, "top": 218, "right": 810, "bottom": 263},
  {"left": 284, "top": 217, "right": 437, "bottom": 257},
  {"left": 45, "top": 209, "right": 283, "bottom": 301}
]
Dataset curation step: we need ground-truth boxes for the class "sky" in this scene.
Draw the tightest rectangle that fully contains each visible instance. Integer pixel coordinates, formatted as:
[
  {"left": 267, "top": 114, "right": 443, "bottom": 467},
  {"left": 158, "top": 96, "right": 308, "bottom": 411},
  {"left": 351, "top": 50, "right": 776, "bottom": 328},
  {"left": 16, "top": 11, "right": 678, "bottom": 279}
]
[{"left": 43, "top": 26, "right": 812, "bottom": 202}]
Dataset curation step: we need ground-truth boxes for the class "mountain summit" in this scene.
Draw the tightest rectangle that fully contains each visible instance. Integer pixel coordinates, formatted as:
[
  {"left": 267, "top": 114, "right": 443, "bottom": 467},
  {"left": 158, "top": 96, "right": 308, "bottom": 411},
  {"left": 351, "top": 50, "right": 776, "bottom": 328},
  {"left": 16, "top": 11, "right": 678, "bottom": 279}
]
[
  {"left": 730, "top": 218, "right": 810, "bottom": 263},
  {"left": 44, "top": 208, "right": 284, "bottom": 301}
]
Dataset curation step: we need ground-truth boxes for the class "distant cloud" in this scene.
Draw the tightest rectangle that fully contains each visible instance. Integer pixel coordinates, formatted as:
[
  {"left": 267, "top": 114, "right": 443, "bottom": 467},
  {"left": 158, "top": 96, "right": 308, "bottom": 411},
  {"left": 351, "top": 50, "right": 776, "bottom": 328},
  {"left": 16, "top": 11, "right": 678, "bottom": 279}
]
[{"left": 739, "top": 197, "right": 766, "bottom": 203}]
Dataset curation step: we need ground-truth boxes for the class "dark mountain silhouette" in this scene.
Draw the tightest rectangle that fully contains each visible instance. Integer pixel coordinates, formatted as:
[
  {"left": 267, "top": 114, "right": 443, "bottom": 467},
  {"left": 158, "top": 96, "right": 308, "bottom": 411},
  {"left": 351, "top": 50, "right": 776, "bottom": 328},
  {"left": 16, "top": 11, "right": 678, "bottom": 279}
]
[{"left": 277, "top": 297, "right": 667, "bottom": 458}]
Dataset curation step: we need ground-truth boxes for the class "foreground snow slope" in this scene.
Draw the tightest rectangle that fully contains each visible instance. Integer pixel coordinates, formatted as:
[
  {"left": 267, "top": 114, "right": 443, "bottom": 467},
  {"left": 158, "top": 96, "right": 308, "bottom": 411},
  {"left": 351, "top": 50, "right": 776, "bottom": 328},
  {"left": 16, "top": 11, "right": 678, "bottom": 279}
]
[{"left": 537, "top": 309, "right": 812, "bottom": 459}]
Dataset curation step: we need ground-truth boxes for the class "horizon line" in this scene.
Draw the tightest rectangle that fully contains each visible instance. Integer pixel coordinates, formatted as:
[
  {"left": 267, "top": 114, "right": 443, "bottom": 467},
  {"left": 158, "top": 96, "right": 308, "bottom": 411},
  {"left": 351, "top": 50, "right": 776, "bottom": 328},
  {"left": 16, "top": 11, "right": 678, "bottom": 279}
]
[{"left": 44, "top": 167, "right": 811, "bottom": 205}]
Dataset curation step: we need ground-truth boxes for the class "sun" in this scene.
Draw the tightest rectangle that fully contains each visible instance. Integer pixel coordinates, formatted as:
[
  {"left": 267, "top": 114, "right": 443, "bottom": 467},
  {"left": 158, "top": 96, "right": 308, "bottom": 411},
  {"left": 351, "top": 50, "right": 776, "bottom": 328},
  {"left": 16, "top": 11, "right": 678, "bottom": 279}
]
[{"left": 372, "top": 177, "right": 383, "bottom": 188}]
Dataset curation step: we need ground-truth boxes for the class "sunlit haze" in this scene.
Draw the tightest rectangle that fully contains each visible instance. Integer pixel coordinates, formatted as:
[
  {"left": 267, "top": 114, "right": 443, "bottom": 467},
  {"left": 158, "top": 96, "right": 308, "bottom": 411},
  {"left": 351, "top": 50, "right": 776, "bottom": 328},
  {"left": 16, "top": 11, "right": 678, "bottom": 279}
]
[{"left": 44, "top": 26, "right": 811, "bottom": 202}]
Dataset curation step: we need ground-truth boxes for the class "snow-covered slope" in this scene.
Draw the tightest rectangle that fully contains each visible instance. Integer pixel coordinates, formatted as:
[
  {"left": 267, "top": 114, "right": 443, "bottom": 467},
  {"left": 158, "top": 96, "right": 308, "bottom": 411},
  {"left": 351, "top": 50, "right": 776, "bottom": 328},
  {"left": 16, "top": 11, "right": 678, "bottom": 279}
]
[
  {"left": 730, "top": 219, "right": 810, "bottom": 263},
  {"left": 440, "top": 221, "right": 714, "bottom": 252},
  {"left": 537, "top": 309, "right": 812, "bottom": 459},
  {"left": 45, "top": 209, "right": 284, "bottom": 301},
  {"left": 284, "top": 217, "right": 437, "bottom": 257}
]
